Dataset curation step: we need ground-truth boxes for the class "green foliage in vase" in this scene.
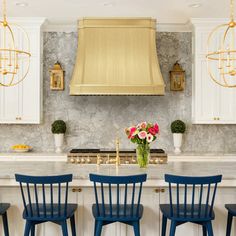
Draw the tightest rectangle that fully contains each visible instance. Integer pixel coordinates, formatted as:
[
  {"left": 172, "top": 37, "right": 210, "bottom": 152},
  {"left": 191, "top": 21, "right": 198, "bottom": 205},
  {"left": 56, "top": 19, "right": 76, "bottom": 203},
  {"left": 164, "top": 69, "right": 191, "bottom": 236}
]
[
  {"left": 171, "top": 120, "right": 186, "bottom": 133},
  {"left": 51, "top": 120, "right": 67, "bottom": 134}
]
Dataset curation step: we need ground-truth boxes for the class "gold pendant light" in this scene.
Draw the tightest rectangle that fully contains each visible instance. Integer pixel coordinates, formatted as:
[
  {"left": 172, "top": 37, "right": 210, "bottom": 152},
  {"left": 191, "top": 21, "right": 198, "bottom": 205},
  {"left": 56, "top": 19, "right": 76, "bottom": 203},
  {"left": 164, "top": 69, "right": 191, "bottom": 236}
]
[
  {"left": 206, "top": 0, "right": 236, "bottom": 87},
  {"left": 0, "top": 0, "right": 31, "bottom": 87}
]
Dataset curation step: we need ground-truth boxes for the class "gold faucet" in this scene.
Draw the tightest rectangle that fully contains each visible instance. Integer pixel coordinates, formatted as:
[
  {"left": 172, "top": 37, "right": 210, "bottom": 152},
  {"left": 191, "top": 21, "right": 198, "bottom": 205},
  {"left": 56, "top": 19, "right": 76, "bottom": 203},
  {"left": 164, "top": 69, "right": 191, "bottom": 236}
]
[
  {"left": 105, "top": 137, "right": 121, "bottom": 166},
  {"left": 115, "top": 137, "right": 120, "bottom": 166}
]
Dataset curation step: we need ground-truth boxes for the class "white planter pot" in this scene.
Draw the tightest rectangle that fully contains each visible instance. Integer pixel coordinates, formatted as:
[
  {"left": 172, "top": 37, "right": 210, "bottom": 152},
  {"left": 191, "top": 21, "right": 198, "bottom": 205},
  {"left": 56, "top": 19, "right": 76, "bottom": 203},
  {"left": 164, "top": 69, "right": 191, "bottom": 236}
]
[
  {"left": 173, "top": 133, "right": 183, "bottom": 154},
  {"left": 54, "top": 134, "right": 64, "bottom": 153}
]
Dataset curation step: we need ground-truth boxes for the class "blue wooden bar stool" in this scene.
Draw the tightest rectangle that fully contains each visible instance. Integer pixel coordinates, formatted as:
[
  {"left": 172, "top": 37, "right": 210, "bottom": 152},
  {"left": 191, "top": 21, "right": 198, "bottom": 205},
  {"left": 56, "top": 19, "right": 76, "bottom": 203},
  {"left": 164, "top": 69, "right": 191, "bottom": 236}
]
[
  {"left": 0, "top": 203, "right": 10, "bottom": 236},
  {"left": 15, "top": 174, "right": 77, "bottom": 236},
  {"left": 225, "top": 204, "right": 236, "bottom": 236},
  {"left": 89, "top": 173, "right": 147, "bottom": 236},
  {"left": 160, "top": 174, "right": 222, "bottom": 236}
]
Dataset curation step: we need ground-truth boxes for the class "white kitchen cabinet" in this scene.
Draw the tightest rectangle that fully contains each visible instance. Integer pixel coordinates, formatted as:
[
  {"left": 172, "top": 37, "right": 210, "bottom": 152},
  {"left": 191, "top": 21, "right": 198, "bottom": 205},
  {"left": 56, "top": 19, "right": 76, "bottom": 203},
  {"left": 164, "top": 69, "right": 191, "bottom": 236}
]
[
  {"left": 0, "top": 184, "right": 233, "bottom": 236},
  {"left": 0, "top": 18, "right": 45, "bottom": 124},
  {"left": 192, "top": 19, "right": 236, "bottom": 124}
]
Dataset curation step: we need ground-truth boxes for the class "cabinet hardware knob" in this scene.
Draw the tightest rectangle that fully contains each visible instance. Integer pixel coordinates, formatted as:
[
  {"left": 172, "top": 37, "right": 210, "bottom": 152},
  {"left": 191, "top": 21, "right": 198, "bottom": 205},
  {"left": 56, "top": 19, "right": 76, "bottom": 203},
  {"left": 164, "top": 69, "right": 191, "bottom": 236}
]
[
  {"left": 154, "top": 188, "right": 160, "bottom": 193},
  {"left": 161, "top": 189, "right": 165, "bottom": 193},
  {"left": 72, "top": 188, "right": 82, "bottom": 193}
]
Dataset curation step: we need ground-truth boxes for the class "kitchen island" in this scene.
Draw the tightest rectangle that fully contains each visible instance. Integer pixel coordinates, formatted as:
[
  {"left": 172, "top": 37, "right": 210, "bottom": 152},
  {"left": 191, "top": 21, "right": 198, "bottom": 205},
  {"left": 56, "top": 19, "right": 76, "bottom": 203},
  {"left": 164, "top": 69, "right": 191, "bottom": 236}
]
[{"left": 0, "top": 160, "right": 236, "bottom": 236}]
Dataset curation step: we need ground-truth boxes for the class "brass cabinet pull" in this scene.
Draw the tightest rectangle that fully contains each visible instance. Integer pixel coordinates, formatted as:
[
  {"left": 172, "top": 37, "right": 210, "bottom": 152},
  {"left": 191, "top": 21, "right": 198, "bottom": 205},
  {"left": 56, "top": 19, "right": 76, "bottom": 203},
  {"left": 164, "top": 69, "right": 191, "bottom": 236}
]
[
  {"left": 154, "top": 188, "right": 165, "bottom": 193},
  {"left": 72, "top": 188, "right": 82, "bottom": 193},
  {"left": 213, "top": 117, "right": 220, "bottom": 121},
  {"left": 154, "top": 188, "right": 160, "bottom": 193}
]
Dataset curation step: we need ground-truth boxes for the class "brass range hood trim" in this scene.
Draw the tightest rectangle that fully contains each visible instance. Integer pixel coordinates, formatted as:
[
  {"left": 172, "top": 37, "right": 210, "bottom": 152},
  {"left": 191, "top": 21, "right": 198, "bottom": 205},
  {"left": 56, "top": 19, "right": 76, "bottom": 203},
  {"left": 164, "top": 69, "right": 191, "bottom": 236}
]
[{"left": 70, "top": 18, "right": 165, "bottom": 96}]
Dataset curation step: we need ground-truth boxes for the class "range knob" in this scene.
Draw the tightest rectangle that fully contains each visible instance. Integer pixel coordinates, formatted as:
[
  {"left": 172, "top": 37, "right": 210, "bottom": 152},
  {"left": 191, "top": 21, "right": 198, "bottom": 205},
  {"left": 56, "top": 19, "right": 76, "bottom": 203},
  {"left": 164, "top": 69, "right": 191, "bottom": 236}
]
[
  {"left": 86, "top": 157, "right": 91, "bottom": 164},
  {"left": 81, "top": 158, "right": 86, "bottom": 164},
  {"left": 70, "top": 158, "right": 75, "bottom": 164}
]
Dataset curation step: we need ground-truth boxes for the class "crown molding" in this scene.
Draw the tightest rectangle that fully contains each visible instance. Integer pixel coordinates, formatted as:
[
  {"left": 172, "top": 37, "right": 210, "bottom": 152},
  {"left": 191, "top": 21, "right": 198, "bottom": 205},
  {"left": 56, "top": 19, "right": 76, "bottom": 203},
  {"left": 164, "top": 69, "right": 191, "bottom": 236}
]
[{"left": 43, "top": 19, "right": 192, "bottom": 33}]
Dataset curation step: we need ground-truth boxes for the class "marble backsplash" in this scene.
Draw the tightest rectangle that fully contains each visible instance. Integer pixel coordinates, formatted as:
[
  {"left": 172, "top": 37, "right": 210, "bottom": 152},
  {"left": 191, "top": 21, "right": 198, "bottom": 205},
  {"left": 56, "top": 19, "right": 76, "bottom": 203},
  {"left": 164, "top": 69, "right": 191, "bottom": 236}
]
[{"left": 0, "top": 32, "right": 235, "bottom": 153}]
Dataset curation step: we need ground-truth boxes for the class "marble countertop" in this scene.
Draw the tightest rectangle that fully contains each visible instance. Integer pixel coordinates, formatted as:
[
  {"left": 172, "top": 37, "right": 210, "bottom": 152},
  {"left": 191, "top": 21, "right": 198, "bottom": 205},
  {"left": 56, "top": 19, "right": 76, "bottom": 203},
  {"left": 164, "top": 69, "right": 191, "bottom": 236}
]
[
  {"left": 0, "top": 161, "right": 234, "bottom": 178},
  {"left": 0, "top": 161, "right": 234, "bottom": 186}
]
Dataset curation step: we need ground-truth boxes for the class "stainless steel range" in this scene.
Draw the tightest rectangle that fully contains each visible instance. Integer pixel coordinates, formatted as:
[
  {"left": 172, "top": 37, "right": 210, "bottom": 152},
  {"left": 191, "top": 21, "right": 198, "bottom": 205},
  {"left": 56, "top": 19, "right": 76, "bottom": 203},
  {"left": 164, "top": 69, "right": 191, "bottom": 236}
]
[{"left": 67, "top": 148, "right": 167, "bottom": 165}]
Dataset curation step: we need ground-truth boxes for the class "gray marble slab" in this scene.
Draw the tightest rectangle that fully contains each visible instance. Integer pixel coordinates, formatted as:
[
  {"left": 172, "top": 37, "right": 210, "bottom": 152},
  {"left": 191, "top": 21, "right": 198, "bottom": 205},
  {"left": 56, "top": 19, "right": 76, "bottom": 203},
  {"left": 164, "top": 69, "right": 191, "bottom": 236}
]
[{"left": 0, "top": 161, "right": 234, "bottom": 180}]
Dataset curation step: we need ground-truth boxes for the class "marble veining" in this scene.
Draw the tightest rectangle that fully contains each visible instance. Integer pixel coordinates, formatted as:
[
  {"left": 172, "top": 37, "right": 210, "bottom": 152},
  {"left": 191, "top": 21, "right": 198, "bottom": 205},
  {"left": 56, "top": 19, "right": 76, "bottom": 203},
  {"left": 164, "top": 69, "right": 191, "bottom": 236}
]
[
  {"left": 0, "top": 161, "right": 234, "bottom": 180},
  {"left": 0, "top": 32, "right": 235, "bottom": 153}
]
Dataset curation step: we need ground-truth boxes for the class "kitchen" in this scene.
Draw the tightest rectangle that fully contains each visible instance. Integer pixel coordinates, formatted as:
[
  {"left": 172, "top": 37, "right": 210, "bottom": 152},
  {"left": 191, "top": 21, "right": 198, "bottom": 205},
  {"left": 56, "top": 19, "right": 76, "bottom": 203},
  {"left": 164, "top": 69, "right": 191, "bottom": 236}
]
[{"left": 0, "top": 0, "right": 236, "bottom": 236}]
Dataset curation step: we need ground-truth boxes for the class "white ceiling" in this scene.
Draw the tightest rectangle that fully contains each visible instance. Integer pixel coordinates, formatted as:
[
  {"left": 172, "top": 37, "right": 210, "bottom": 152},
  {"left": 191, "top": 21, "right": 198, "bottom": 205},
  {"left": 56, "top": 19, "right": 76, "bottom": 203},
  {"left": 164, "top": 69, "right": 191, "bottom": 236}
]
[{"left": 2, "top": 0, "right": 234, "bottom": 26}]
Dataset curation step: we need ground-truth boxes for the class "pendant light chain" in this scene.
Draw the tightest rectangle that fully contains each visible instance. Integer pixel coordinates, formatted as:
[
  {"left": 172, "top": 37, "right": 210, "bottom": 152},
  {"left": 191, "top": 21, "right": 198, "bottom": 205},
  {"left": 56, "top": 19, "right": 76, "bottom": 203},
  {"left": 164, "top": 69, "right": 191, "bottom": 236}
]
[
  {"left": 231, "top": 0, "right": 235, "bottom": 22},
  {"left": 3, "top": 0, "right": 6, "bottom": 23}
]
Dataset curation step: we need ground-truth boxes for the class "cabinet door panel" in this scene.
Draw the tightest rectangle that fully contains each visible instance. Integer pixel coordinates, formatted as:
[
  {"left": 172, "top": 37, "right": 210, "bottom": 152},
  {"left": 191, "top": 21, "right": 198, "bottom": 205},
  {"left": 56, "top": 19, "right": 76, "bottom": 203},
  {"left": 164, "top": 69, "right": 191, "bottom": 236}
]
[
  {"left": 193, "top": 23, "right": 236, "bottom": 124},
  {"left": 21, "top": 56, "right": 41, "bottom": 123},
  {"left": 82, "top": 188, "right": 117, "bottom": 236},
  {"left": 194, "top": 57, "right": 218, "bottom": 123},
  {"left": 125, "top": 187, "right": 159, "bottom": 236},
  {"left": 213, "top": 188, "right": 236, "bottom": 236},
  {"left": 160, "top": 187, "right": 199, "bottom": 236}
]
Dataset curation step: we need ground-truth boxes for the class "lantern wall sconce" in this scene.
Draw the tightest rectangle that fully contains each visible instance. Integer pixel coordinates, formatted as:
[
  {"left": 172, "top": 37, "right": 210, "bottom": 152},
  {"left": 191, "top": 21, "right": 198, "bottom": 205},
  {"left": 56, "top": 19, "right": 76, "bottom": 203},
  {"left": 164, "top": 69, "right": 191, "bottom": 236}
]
[
  {"left": 50, "top": 62, "right": 64, "bottom": 91},
  {"left": 169, "top": 61, "right": 185, "bottom": 91}
]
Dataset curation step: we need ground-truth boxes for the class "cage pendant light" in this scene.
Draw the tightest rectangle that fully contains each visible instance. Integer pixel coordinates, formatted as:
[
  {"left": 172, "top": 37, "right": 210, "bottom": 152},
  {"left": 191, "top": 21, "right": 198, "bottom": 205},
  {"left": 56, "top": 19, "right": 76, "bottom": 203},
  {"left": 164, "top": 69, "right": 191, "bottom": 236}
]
[
  {"left": 206, "top": 0, "right": 236, "bottom": 87},
  {"left": 0, "top": 0, "right": 31, "bottom": 87}
]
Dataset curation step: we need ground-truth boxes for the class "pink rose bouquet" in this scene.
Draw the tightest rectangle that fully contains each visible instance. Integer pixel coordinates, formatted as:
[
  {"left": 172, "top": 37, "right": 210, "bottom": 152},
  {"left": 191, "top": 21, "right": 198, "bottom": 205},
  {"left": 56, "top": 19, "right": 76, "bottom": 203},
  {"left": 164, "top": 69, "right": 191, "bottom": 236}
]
[
  {"left": 125, "top": 122, "right": 159, "bottom": 145},
  {"left": 125, "top": 122, "right": 159, "bottom": 168}
]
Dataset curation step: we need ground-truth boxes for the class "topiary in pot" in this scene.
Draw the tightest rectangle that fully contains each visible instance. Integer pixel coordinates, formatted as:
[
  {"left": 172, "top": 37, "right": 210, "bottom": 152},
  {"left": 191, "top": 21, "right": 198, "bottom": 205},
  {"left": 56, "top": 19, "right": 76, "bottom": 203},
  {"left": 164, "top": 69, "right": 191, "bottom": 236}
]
[
  {"left": 171, "top": 120, "right": 186, "bottom": 133},
  {"left": 51, "top": 120, "right": 66, "bottom": 153},
  {"left": 51, "top": 120, "right": 66, "bottom": 134},
  {"left": 171, "top": 120, "right": 186, "bottom": 153}
]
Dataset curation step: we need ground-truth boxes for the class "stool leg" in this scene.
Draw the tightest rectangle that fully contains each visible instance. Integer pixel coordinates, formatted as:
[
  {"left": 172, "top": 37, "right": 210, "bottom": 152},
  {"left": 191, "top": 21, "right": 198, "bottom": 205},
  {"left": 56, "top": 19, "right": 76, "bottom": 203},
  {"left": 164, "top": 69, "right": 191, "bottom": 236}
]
[
  {"left": 206, "top": 221, "right": 214, "bottom": 236},
  {"left": 31, "top": 223, "right": 35, "bottom": 236},
  {"left": 169, "top": 221, "right": 177, "bottom": 236},
  {"left": 226, "top": 212, "right": 233, "bottom": 236},
  {"left": 24, "top": 221, "right": 31, "bottom": 236},
  {"left": 202, "top": 225, "right": 207, "bottom": 236},
  {"left": 2, "top": 212, "right": 9, "bottom": 236},
  {"left": 95, "top": 221, "right": 103, "bottom": 236},
  {"left": 70, "top": 215, "right": 76, "bottom": 236},
  {"left": 61, "top": 221, "right": 68, "bottom": 236},
  {"left": 162, "top": 215, "right": 167, "bottom": 236},
  {"left": 94, "top": 220, "right": 98, "bottom": 236},
  {"left": 133, "top": 221, "right": 140, "bottom": 236}
]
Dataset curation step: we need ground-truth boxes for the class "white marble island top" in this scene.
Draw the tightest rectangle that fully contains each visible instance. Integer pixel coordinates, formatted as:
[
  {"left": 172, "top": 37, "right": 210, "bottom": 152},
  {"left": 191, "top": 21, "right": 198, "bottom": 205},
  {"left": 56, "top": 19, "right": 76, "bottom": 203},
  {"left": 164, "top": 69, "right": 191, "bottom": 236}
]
[{"left": 0, "top": 161, "right": 235, "bottom": 187}]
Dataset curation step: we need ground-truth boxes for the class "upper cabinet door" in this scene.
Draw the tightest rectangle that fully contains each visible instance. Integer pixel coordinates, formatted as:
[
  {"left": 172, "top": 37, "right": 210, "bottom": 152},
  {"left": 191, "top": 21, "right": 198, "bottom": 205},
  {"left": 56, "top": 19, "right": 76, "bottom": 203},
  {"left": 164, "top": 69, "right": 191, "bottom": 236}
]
[
  {"left": 0, "top": 18, "right": 44, "bottom": 124},
  {"left": 192, "top": 19, "right": 236, "bottom": 124}
]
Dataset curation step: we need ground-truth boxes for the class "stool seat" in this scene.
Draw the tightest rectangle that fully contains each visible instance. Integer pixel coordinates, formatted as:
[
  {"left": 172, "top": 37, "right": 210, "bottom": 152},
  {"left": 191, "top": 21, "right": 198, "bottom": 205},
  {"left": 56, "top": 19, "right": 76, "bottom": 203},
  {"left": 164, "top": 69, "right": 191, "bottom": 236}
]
[
  {"left": 15, "top": 174, "right": 77, "bottom": 236},
  {"left": 23, "top": 203, "right": 77, "bottom": 221},
  {"left": 90, "top": 173, "right": 147, "bottom": 236},
  {"left": 92, "top": 204, "right": 143, "bottom": 221},
  {"left": 160, "top": 174, "right": 222, "bottom": 236},
  {"left": 0, "top": 203, "right": 10, "bottom": 215},
  {"left": 225, "top": 204, "right": 236, "bottom": 216},
  {"left": 160, "top": 204, "right": 215, "bottom": 222}
]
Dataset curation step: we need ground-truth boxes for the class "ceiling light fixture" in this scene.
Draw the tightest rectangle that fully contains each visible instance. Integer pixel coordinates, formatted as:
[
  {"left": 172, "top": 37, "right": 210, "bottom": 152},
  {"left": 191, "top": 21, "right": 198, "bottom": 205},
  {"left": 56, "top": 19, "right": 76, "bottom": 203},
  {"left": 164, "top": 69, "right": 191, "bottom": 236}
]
[
  {"left": 206, "top": 0, "right": 236, "bottom": 87},
  {"left": 0, "top": 0, "right": 31, "bottom": 87}
]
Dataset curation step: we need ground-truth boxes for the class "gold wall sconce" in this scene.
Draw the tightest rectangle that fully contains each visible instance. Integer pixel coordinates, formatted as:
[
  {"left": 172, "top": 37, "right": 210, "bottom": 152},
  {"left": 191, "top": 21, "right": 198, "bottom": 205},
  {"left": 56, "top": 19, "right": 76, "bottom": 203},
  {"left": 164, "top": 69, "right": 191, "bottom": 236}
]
[
  {"left": 169, "top": 61, "right": 185, "bottom": 91},
  {"left": 50, "top": 62, "right": 64, "bottom": 91}
]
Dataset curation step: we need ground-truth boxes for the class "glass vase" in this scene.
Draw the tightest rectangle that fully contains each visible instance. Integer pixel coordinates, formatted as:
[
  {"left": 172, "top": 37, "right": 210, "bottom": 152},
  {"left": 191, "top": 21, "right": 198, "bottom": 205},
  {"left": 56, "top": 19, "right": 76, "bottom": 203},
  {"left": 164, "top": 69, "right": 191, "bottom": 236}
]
[{"left": 136, "top": 144, "right": 150, "bottom": 168}]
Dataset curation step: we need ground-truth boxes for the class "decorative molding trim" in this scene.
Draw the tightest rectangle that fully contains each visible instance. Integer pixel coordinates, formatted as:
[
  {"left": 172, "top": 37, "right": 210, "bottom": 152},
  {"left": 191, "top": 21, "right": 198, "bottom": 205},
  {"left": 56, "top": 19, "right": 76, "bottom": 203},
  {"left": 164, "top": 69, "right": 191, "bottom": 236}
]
[
  {"left": 7, "top": 17, "right": 46, "bottom": 27},
  {"left": 43, "top": 20, "right": 192, "bottom": 33}
]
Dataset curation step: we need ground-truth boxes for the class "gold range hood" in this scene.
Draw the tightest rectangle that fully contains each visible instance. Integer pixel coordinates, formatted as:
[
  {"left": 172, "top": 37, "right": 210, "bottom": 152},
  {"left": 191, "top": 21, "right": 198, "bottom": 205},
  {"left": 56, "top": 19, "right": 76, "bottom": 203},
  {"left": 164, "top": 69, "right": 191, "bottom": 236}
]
[{"left": 70, "top": 18, "right": 165, "bottom": 95}]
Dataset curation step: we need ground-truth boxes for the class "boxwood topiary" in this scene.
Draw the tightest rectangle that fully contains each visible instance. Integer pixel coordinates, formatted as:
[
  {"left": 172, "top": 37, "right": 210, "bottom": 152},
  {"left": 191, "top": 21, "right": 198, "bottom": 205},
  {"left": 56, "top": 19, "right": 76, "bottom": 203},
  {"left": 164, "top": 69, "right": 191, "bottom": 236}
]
[
  {"left": 171, "top": 120, "right": 186, "bottom": 133},
  {"left": 51, "top": 120, "right": 66, "bottom": 134}
]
